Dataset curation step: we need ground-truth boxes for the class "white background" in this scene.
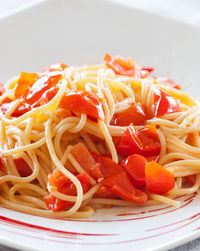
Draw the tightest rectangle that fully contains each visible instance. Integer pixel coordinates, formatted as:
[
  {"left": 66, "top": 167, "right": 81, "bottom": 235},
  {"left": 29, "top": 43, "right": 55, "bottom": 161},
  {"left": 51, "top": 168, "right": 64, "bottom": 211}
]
[{"left": 0, "top": 0, "right": 200, "bottom": 250}]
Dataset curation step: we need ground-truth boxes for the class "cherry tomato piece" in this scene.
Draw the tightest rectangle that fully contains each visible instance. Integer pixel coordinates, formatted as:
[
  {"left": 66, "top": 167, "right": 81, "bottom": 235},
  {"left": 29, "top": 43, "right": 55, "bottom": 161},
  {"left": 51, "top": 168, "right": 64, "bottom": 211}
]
[
  {"left": 154, "top": 89, "right": 180, "bottom": 117},
  {"left": 145, "top": 161, "right": 175, "bottom": 194},
  {"left": 121, "top": 154, "right": 148, "bottom": 188},
  {"left": 59, "top": 90, "right": 104, "bottom": 120},
  {"left": 111, "top": 103, "right": 146, "bottom": 126}
]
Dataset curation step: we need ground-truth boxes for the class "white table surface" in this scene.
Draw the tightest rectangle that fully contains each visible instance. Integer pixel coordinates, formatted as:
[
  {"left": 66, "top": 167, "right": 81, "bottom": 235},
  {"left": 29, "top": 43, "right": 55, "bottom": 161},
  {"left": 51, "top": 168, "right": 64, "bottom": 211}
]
[{"left": 0, "top": 0, "right": 200, "bottom": 250}]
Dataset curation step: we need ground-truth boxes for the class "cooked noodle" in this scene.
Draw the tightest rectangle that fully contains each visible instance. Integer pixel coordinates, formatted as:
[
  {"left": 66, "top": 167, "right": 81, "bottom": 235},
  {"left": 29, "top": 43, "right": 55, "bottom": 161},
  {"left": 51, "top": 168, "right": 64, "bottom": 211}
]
[{"left": 0, "top": 56, "right": 199, "bottom": 218}]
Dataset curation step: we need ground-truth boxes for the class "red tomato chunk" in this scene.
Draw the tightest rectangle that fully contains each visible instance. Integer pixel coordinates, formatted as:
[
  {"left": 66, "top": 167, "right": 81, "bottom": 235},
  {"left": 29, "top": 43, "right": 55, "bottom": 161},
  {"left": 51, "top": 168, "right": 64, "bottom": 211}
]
[
  {"left": 59, "top": 90, "right": 105, "bottom": 120},
  {"left": 70, "top": 143, "right": 102, "bottom": 180},
  {"left": 121, "top": 154, "right": 148, "bottom": 188},
  {"left": 111, "top": 103, "right": 146, "bottom": 126},
  {"left": 117, "top": 124, "right": 161, "bottom": 157},
  {"left": 154, "top": 89, "right": 180, "bottom": 117},
  {"left": 145, "top": 161, "right": 175, "bottom": 194},
  {"left": 104, "top": 53, "right": 153, "bottom": 78},
  {"left": 45, "top": 171, "right": 90, "bottom": 212},
  {"left": 14, "top": 158, "right": 32, "bottom": 177}
]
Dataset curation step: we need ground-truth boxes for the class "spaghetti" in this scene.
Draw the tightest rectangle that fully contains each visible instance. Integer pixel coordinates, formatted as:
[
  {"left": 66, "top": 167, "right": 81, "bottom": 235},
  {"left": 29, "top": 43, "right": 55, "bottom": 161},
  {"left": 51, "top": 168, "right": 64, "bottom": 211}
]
[{"left": 0, "top": 54, "right": 199, "bottom": 218}]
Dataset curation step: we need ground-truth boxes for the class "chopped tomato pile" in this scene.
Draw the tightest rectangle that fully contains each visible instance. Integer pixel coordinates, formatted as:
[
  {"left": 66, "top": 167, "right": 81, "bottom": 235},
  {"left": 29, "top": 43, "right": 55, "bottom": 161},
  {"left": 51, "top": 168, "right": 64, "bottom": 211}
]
[
  {"left": 117, "top": 124, "right": 161, "bottom": 157},
  {"left": 154, "top": 89, "right": 180, "bottom": 117},
  {"left": 0, "top": 54, "right": 181, "bottom": 212},
  {"left": 45, "top": 143, "right": 175, "bottom": 212},
  {"left": 45, "top": 171, "right": 90, "bottom": 212}
]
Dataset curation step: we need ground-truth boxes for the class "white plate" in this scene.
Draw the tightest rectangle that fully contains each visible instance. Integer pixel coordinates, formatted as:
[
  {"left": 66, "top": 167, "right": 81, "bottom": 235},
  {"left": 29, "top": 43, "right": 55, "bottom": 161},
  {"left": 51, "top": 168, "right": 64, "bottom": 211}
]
[{"left": 0, "top": 0, "right": 200, "bottom": 250}]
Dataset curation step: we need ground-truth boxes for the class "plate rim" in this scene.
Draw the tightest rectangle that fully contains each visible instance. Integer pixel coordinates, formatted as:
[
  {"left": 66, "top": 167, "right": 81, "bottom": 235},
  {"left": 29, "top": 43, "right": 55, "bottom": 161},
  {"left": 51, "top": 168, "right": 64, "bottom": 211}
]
[{"left": 0, "top": 1, "right": 200, "bottom": 251}]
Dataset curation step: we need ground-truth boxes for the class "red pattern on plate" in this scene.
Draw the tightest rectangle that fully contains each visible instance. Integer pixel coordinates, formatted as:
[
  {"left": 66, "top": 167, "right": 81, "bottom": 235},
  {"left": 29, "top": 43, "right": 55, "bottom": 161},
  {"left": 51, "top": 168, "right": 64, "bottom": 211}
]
[{"left": 0, "top": 193, "right": 199, "bottom": 246}]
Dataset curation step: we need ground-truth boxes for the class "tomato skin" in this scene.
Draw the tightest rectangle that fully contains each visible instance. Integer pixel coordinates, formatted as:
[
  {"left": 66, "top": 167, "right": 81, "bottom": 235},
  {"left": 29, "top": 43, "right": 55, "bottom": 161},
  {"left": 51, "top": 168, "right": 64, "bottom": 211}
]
[
  {"left": 145, "top": 161, "right": 175, "bottom": 194},
  {"left": 91, "top": 151, "right": 147, "bottom": 202},
  {"left": 25, "top": 71, "right": 62, "bottom": 106},
  {"left": 103, "top": 172, "right": 147, "bottom": 203},
  {"left": 154, "top": 89, "right": 180, "bottom": 117},
  {"left": 48, "top": 171, "right": 90, "bottom": 194},
  {"left": 111, "top": 103, "right": 146, "bottom": 126},
  {"left": 104, "top": 53, "right": 153, "bottom": 78},
  {"left": 45, "top": 194, "right": 73, "bottom": 212},
  {"left": 117, "top": 124, "right": 143, "bottom": 157},
  {"left": 95, "top": 185, "right": 118, "bottom": 199},
  {"left": 0, "top": 83, "right": 5, "bottom": 96},
  {"left": 157, "top": 77, "right": 181, "bottom": 90},
  {"left": 0, "top": 97, "right": 14, "bottom": 114},
  {"left": 0, "top": 97, "right": 31, "bottom": 117},
  {"left": 91, "top": 152, "right": 124, "bottom": 178},
  {"left": 39, "top": 86, "right": 59, "bottom": 106},
  {"left": 70, "top": 143, "right": 102, "bottom": 179},
  {"left": 14, "top": 72, "right": 39, "bottom": 99},
  {"left": 59, "top": 90, "right": 105, "bottom": 120},
  {"left": 117, "top": 124, "right": 161, "bottom": 157},
  {"left": 46, "top": 172, "right": 90, "bottom": 212},
  {"left": 184, "top": 175, "right": 196, "bottom": 186},
  {"left": 137, "top": 125, "right": 161, "bottom": 155},
  {"left": 14, "top": 71, "right": 62, "bottom": 108},
  {"left": 43, "top": 62, "right": 68, "bottom": 72},
  {"left": 14, "top": 158, "right": 32, "bottom": 177},
  {"left": 121, "top": 154, "right": 148, "bottom": 188},
  {"left": 12, "top": 103, "right": 31, "bottom": 117}
]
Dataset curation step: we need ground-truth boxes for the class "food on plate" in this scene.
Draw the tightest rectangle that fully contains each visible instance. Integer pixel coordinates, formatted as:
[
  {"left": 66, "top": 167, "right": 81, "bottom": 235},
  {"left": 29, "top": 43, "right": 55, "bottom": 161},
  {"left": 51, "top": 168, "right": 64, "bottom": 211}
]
[{"left": 0, "top": 54, "right": 199, "bottom": 218}]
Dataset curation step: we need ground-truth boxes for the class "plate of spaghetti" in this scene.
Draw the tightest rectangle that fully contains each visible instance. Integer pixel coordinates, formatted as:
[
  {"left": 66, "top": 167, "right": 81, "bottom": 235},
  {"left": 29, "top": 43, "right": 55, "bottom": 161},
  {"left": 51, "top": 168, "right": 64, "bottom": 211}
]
[{"left": 1, "top": 0, "right": 200, "bottom": 251}]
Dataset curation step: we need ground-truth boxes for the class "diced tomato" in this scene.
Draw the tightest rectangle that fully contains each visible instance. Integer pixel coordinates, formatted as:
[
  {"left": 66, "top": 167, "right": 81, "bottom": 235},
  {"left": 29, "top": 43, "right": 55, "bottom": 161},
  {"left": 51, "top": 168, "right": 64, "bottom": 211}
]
[
  {"left": 14, "top": 71, "right": 62, "bottom": 109},
  {"left": 59, "top": 90, "right": 104, "bottom": 120},
  {"left": 0, "top": 83, "right": 5, "bottom": 96},
  {"left": 0, "top": 158, "right": 2, "bottom": 169},
  {"left": 14, "top": 72, "right": 39, "bottom": 99},
  {"left": 138, "top": 125, "right": 161, "bottom": 155},
  {"left": 157, "top": 77, "right": 181, "bottom": 90},
  {"left": 117, "top": 124, "right": 143, "bottom": 156},
  {"left": 121, "top": 154, "right": 147, "bottom": 188},
  {"left": 39, "top": 86, "right": 59, "bottom": 106},
  {"left": 12, "top": 103, "right": 31, "bottom": 117},
  {"left": 117, "top": 124, "right": 161, "bottom": 157},
  {"left": 14, "top": 158, "right": 32, "bottom": 177},
  {"left": 25, "top": 71, "right": 62, "bottom": 106},
  {"left": 112, "top": 136, "right": 121, "bottom": 147},
  {"left": 145, "top": 161, "right": 175, "bottom": 194},
  {"left": 91, "top": 152, "right": 147, "bottom": 202},
  {"left": 103, "top": 172, "right": 147, "bottom": 203},
  {"left": 45, "top": 194, "right": 73, "bottom": 212},
  {"left": 0, "top": 97, "right": 14, "bottom": 114},
  {"left": 43, "top": 62, "right": 68, "bottom": 72},
  {"left": 154, "top": 89, "right": 180, "bottom": 117},
  {"left": 104, "top": 53, "right": 153, "bottom": 78},
  {"left": 48, "top": 171, "right": 90, "bottom": 194},
  {"left": 95, "top": 185, "right": 118, "bottom": 199},
  {"left": 91, "top": 152, "right": 124, "bottom": 178},
  {"left": 111, "top": 103, "right": 146, "bottom": 126},
  {"left": 0, "top": 97, "right": 31, "bottom": 117},
  {"left": 46, "top": 171, "right": 90, "bottom": 212},
  {"left": 70, "top": 143, "right": 102, "bottom": 179},
  {"left": 184, "top": 175, "right": 196, "bottom": 186}
]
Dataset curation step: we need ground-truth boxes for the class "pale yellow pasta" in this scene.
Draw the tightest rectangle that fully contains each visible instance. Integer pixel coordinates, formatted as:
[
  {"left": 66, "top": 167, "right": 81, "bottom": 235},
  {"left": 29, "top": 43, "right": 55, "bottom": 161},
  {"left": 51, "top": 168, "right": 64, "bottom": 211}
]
[{"left": 0, "top": 60, "right": 199, "bottom": 219}]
